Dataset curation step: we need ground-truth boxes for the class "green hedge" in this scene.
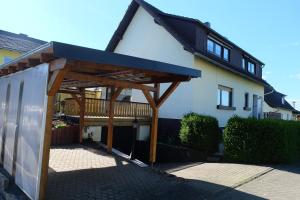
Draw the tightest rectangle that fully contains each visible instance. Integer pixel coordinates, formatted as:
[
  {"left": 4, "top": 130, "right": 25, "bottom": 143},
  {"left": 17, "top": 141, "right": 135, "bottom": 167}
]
[
  {"left": 179, "top": 113, "right": 220, "bottom": 154},
  {"left": 224, "top": 116, "right": 300, "bottom": 164}
]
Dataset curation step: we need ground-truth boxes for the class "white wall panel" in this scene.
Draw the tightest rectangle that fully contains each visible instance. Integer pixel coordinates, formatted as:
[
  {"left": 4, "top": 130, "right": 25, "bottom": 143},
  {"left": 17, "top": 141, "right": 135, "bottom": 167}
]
[
  {"left": 0, "top": 64, "right": 49, "bottom": 200},
  {"left": 0, "top": 78, "right": 8, "bottom": 161},
  {"left": 3, "top": 76, "right": 20, "bottom": 175}
]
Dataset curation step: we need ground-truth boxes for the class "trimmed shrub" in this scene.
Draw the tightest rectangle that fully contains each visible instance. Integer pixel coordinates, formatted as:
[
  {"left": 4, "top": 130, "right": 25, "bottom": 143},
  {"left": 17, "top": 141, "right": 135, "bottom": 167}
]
[
  {"left": 224, "top": 116, "right": 300, "bottom": 164},
  {"left": 179, "top": 113, "right": 220, "bottom": 154}
]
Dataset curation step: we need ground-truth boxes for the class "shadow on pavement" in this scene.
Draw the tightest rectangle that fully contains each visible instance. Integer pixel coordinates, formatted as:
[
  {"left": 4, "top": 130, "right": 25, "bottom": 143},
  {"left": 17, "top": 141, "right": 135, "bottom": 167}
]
[{"left": 46, "top": 152, "right": 265, "bottom": 200}]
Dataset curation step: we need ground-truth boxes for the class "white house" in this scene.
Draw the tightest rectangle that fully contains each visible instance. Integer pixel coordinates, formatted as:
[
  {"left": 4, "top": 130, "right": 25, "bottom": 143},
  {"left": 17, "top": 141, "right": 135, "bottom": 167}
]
[
  {"left": 264, "top": 84, "right": 297, "bottom": 120},
  {"left": 106, "top": 0, "right": 266, "bottom": 128}
]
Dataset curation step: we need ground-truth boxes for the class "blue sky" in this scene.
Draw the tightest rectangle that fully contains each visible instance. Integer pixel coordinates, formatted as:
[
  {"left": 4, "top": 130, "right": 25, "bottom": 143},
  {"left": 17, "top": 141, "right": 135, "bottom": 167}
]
[{"left": 1, "top": 0, "right": 300, "bottom": 109}]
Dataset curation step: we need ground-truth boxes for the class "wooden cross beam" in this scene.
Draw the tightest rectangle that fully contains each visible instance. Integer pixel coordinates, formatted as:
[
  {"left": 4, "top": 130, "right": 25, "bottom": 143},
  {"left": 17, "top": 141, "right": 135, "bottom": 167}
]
[{"left": 64, "top": 71, "right": 157, "bottom": 92}]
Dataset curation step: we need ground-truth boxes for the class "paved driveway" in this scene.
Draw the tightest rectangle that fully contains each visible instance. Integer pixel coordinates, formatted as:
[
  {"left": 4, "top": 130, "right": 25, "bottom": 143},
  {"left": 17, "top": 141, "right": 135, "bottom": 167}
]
[
  {"left": 46, "top": 145, "right": 300, "bottom": 200},
  {"left": 47, "top": 145, "right": 206, "bottom": 200}
]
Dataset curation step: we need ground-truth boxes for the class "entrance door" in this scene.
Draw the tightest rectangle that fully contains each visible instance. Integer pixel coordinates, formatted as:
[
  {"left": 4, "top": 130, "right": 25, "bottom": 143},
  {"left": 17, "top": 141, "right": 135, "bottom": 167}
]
[{"left": 253, "top": 95, "right": 262, "bottom": 119}]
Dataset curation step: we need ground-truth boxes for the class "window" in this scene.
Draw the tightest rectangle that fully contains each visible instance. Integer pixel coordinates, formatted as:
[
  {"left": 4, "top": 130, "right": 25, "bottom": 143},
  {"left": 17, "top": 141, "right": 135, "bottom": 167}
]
[
  {"left": 242, "top": 58, "right": 256, "bottom": 74},
  {"left": 244, "top": 93, "right": 249, "bottom": 108},
  {"left": 242, "top": 58, "right": 246, "bottom": 70},
  {"left": 207, "top": 39, "right": 214, "bottom": 52},
  {"left": 217, "top": 85, "right": 233, "bottom": 108},
  {"left": 3, "top": 56, "right": 13, "bottom": 64},
  {"left": 223, "top": 48, "right": 229, "bottom": 61},
  {"left": 248, "top": 62, "right": 255, "bottom": 74},
  {"left": 282, "top": 97, "right": 285, "bottom": 104},
  {"left": 207, "top": 39, "right": 230, "bottom": 61}
]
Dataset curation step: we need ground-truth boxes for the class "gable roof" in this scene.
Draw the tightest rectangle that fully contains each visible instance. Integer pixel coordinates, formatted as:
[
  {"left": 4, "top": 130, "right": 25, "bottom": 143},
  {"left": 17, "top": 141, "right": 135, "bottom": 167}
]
[
  {"left": 264, "top": 84, "right": 295, "bottom": 111},
  {"left": 0, "top": 30, "right": 47, "bottom": 53},
  {"left": 106, "top": 0, "right": 266, "bottom": 85}
]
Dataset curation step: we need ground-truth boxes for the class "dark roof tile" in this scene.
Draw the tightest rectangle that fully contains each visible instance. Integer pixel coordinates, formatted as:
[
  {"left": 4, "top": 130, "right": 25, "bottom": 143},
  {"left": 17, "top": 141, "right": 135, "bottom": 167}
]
[{"left": 0, "top": 30, "right": 47, "bottom": 53}]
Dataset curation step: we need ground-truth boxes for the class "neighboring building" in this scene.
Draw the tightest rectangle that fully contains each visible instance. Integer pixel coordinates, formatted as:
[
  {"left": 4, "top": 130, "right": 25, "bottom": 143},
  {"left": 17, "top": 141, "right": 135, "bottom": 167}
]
[
  {"left": 264, "top": 84, "right": 298, "bottom": 120},
  {"left": 106, "top": 0, "right": 266, "bottom": 128},
  {"left": 0, "top": 30, "right": 46, "bottom": 64}
]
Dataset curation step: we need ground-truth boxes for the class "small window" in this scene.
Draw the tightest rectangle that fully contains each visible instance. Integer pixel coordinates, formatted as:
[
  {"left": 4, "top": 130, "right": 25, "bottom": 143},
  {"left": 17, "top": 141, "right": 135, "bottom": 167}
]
[
  {"left": 244, "top": 93, "right": 249, "bottom": 108},
  {"left": 223, "top": 48, "right": 229, "bottom": 61},
  {"left": 248, "top": 62, "right": 255, "bottom": 74},
  {"left": 282, "top": 97, "right": 285, "bottom": 104},
  {"left": 3, "top": 56, "right": 13, "bottom": 64},
  {"left": 215, "top": 43, "right": 222, "bottom": 57},
  {"left": 242, "top": 58, "right": 246, "bottom": 70},
  {"left": 217, "top": 85, "right": 233, "bottom": 107},
  {"left": 207, "top": 39, "right": 214, "bottom": 53},
  {"left": 242, "top": 57, "right": 256, "bottom": 74}
]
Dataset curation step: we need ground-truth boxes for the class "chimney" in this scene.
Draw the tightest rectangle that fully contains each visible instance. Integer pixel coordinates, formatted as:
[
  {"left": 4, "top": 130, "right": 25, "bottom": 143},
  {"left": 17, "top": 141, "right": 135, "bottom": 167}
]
[
  {"left": 204, "top": 22, "right": 211, "bottom": 28},
  {"left": 293, "top": 101, "right": 296, "bottom": 108}
]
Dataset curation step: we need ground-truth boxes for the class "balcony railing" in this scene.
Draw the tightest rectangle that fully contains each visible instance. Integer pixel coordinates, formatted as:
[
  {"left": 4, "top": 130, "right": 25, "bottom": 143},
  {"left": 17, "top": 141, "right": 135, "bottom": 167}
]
[{"left": 63, "top": 98, "right": 152, "bottom": 118}]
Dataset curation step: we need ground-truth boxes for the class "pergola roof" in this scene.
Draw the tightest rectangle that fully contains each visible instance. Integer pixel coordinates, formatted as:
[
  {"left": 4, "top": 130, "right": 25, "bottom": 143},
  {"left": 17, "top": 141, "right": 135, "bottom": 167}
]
[{"left": 0, "top": 42, "right": 201, "bottom": 89}]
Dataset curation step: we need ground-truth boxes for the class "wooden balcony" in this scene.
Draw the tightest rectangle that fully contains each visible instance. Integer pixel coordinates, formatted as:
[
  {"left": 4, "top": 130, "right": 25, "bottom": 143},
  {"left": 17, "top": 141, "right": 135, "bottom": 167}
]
[{"left": 63, "top": 98, "right": 152, "bottom": 119}]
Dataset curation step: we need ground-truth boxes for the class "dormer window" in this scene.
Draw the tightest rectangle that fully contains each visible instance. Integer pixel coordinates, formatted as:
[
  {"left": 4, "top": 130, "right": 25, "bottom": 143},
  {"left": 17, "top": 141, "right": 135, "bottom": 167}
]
[
  {"left": 207, "top": 39, "right": 230, "bottom": 61},
  {"left": 242, "top": 58, "right": 256, "bottom": 75},
  {"left": 282, "top": 97, "right": 285, "bottom": 104}
]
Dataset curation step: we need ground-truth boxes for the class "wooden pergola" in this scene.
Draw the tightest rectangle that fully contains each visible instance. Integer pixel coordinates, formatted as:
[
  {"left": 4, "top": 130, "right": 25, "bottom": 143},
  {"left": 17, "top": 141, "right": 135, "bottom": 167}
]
[{"left": 0, "top": 42, "right": 201, "bottom": 200}]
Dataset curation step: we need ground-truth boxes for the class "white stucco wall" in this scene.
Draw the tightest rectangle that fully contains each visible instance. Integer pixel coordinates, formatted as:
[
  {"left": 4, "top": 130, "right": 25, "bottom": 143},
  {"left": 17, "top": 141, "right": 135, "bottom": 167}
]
[
  {"left": 114, "top": 6, "right": 264, "bottom": 127},
  {"left": 193, "top": 58, "right": 264, "bottom": 127},
  {"left": 263, "top": 102, "right": 293, "bottom": 120}
]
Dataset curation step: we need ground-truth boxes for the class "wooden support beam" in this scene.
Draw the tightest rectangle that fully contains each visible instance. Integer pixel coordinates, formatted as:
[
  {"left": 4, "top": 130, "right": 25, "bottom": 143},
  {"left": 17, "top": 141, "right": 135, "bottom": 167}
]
[
  {"left": 156, "top": 82, "right": 180, "bottom": 108},
  {"left": 48, "top": 69, "right": 68, "bottom": 96},
  {"left": 41, "top": 53, "right": 54, "bottom": 63},
  {"left": 107, "top": 87, "right": 123, "bottom": 152},
  {"left": 38, "top": 96, "right": 55, "bottom": 200},
  {"left": 79, "top": 89, "right": 85, "bottom": 143},
  {"left": 58, "top": 89, "right": 81, "bottom": 95},
  {"left": 142, "top": 84, "right": 160, "bottom": 165},
  {"left": 0, "top": 69, "right": 9, "bottom": 76},
  {"left": 49, "top": 58, "right": 67, "bottom": 72},
  {"left": 65, "top": 71, "right": 157, "bottom": 92},
  {"left": 8, "top": 66, "right": 17, "bottom": 74},
  {"left": 149, "top": 107, "right": 159, "bottom": 164},
  {"left": 17, "top": 62, "right": 27, "bottom": 70},
  {"left": 142, "top": 89, "right": 156, "bottom": 109},
  {"left": 28, "top": 58, "right": 41, "bottom": 67}
]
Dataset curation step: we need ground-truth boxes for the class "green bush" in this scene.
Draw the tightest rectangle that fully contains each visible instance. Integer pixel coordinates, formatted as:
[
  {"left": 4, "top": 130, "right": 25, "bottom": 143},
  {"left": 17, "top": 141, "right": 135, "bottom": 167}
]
[
  {"left": 179, "top": 113, "right": 220, "bottom": 154},
  {"left": 224, "top": 116, "right": 300, "bottom": 164}
]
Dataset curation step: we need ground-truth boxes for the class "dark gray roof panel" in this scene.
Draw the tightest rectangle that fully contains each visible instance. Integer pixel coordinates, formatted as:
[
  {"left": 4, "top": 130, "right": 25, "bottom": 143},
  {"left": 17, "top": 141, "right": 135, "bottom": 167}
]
[
  {"left": 0, "top": 30, "right": 47, "bottom": 53},
  {"left": 264, "top": 84, "right": 295, "bottom": 111}
]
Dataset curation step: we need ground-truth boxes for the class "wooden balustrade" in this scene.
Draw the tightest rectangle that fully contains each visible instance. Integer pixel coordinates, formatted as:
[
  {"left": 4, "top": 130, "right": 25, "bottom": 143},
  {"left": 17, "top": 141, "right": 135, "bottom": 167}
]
[{"left": 63, "top": 98, "right": 152, "bottom": 118}]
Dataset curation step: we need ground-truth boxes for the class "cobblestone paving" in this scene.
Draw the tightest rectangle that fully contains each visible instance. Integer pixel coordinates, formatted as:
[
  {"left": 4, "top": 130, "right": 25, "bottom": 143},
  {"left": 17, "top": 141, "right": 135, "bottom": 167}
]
[
  {"left": 218, "top": 164, "right": 300, "bottom": 200},
  {"left": 171, "top": 162, "right": 272, "bottom": 192},
  {"left": 47, "top": 145, "right": 206, "bottom": 200},
  {"left": 46, "top": 145, "right": 300, "bottom": 200}
]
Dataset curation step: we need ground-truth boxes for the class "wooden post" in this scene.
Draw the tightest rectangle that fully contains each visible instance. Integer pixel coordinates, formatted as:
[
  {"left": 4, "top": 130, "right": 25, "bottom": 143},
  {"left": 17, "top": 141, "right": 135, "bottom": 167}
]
[
  {"left": 79, "top": 88, "right": 85, "bottom": 143},
  {"left": 142, "top": 82, "right": 180, "bottom": 165},
  {"left": 150, "top": 84, "right": 159, "bottom": 165},
  {"left": 107, "top": 87, "right": 123, "bottom": 152},
  {"left": 149, "top": 107, "right": 159, "bottom": 164},
  {"left": 39, "top": 96, "right": 54, "bottom": 200},
  {"left": 39, "top": 64, "right": 67, "bottom": 200}
]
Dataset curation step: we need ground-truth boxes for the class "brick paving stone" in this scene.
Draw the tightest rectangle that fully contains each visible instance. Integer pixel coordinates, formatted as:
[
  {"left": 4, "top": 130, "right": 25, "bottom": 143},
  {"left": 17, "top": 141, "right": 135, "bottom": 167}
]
[
  {"left": 218, "top": 164, "right": 300, "bottom": 200},
  {"left": 46, "top": 145, "right": 205, "bottom": 200},
  {"left": 171, "top": 162, "right": 272, "bottom": 195}
]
